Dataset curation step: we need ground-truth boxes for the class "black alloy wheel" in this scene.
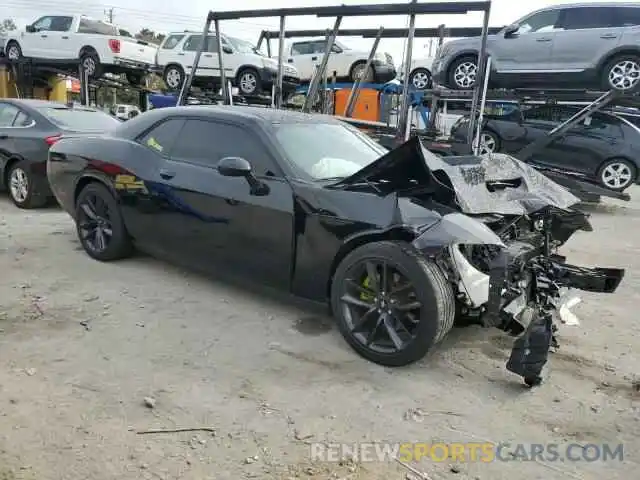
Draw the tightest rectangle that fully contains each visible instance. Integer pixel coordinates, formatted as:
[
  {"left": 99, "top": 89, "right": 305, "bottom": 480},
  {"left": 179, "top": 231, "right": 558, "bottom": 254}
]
[
  {"left": 331, "top": 241, "right": 455, "bottom": 367},
  {"left": 75, "top": 183, "right": 132, "bottom": 261}
]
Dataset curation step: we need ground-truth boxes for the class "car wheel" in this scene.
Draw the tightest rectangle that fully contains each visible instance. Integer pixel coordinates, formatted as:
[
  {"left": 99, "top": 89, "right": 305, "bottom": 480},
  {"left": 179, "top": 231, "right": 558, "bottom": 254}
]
[
  {"left": 75, "top": 182, "right": 133, "bottom": 261},
  {"left": 5, "top": 41, "right": 22, "bottom": 61},
  {"left": 7, "top": 161, "right": 47, "bottom": 209},
  {"left": 350, "top": 62, "right": 374, "bottom": 82},
  {"left": 448, "top": 55, "right": 478, "bottom": 90},
  {"left": 330, "top": 240, "right": 455, "bottom": 367},
  {"left": 163, "top": 65, "right": 185, "bottom": 91},
  {"left": 237, "top": 68, "right": 262, "bottom": 96},
  {"left": 602, "top": 55, "right": 640, "bottom": 92},
  {"left": 80, "top": 52, "right": 102, "bottom": 78},
  {"left": 597, "top": 158, "right": 636, "bottom": 191},
  {"left": 478, "top": 130, "right": 500, "bottom": 155},
  {"left": 409, "top": 68, "right": 432, "bottom": 90}
]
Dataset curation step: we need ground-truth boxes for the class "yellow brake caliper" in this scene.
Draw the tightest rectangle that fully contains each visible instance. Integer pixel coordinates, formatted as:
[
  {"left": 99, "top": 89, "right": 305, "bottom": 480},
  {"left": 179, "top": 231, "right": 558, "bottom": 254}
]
[{"left": 360, "top": 275, "right": 375, "bottom": 302}]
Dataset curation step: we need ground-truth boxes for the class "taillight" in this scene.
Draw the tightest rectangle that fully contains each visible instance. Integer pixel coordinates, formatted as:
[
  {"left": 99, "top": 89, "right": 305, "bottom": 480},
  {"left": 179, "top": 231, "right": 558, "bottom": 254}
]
[
  {"left": 45, "top": 134, "right": 62, "bottom": 146},
  {"left": 108, "top": 39, "right": 121, "bottom": 53}
]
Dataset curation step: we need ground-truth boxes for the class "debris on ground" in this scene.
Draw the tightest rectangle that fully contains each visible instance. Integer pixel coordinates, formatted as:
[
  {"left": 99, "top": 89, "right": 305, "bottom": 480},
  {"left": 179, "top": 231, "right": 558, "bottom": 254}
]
[{"left": 143, "top": 397, "right": 156, "bottom": 409}]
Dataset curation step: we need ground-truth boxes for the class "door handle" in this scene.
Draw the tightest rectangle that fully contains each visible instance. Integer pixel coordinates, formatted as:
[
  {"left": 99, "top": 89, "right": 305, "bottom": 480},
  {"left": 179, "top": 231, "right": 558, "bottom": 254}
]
[
  {"left": 311, "top": 56, "right": 318, "bottom": 60},
  {"left": 62, "top": 36, "right": 69, "bottom": 39},
  {"left": 159, "top": 169, "right": 175, "bottom": 180},
  {"left": 287, "top": 58, "right": 294, "bottom": 63},
  {"left": 41, "top": 34, "right": 48, "bottom": 38},
  {"left": 177, "top": 52, "right": 185, "bottom": 56},
  {"left": 600, "top": 34, "right": 618, "bottom": 39},
  {"left": 536, "top": 37, "right": 551, "bottom": 42},
  {"left": 203, "top": 54, "right": 212, "bottom": 57}
]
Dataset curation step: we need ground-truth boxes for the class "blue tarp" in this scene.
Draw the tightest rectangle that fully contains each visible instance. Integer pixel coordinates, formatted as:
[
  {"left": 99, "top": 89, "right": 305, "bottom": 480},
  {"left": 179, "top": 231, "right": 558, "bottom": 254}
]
[{"left": 148, "top": 94, "right": 179, "bottom": 108}]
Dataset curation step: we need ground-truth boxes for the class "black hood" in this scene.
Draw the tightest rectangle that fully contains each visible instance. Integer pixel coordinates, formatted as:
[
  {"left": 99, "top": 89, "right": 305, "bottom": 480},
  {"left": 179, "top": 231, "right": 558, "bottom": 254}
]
[{"left": 332, "top": 137, "right": 580, "bottom": 215}]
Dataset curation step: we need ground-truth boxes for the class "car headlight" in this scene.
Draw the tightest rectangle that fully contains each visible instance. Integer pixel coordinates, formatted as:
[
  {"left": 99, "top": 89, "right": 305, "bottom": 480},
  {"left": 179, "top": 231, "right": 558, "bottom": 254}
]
[{"left": 261, "top": 58, "right": 278, "bottom": 69}]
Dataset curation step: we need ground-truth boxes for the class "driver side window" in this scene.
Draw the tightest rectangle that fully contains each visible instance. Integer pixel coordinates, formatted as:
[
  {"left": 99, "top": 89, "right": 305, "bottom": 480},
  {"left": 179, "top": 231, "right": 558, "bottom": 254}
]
[
  {"left": 516, "top": 9, "right": 562, "bottom": 34},
  {"left": 32, "top": 16, "right": 53, "bottom": 31}
]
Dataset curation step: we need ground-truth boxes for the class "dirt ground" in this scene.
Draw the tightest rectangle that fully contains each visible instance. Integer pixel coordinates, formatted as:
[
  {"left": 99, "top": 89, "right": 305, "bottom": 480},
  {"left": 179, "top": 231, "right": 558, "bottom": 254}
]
[{"left": 0, "top": 190, "right": 639, "bottom": 480}]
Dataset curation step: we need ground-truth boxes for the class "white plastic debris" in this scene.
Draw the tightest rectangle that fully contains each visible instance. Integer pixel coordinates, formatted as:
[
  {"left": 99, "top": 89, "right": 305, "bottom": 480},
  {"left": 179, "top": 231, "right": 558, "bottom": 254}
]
[{"left": 556, "top": 290, "right": 582, "bottom": 326}]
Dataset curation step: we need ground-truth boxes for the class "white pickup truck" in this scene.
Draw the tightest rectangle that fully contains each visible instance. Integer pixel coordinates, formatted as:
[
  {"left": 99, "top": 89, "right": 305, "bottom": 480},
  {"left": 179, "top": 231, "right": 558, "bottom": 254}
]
[
  {"left": 281, "top": 39, "right": 396, "bottom": 83},
  {"left": 3, "top": 15, "right": 157, "bottom": 85}
]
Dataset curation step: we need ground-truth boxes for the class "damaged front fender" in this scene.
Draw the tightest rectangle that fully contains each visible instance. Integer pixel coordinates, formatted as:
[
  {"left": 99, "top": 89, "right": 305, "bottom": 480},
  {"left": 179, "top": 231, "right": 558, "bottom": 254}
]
[{"left": 412, "top": 213, "right": 505, "bottom": 252}]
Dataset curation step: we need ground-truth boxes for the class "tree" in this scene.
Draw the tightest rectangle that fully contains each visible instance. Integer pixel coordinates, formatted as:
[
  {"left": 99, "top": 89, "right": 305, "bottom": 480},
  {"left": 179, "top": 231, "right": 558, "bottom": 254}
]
[
  {"left": 0, "top": 18, "right": 17, "bottom": 33},
  {"left": 118, "top": 28, "right": 132, "bottom": 37},
  {"left": 135, "top": 28, "right": 165, "bottom": 45}
]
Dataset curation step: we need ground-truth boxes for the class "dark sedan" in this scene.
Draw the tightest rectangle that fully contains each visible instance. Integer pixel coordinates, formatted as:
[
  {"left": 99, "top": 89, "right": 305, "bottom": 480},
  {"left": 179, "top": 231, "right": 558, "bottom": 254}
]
[
  {"left": 46, "top": 106, "right": 623, "bottom": 385},
  {"left": 0, "top": 99, "right": 121, "bottom": 208},
  {"left": 450, "top": 105, "right": 640, "bottom": 191}
]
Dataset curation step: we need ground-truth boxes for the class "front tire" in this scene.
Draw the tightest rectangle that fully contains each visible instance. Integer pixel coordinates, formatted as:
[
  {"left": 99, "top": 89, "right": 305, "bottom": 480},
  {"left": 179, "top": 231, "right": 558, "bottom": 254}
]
[
  {"left": 163, "top": 64, "right": 185, "bottom": 91},
  {"left": 409, "top": 68, "right": 432, "bottom": 90},
  {"left": 237, "top": 68, "right": 262, "bottom": 96},
  {"left": 601, "top": 54, "right": 640, "bottom": 92},
  {"left": 7, "top": 160, "right": 47, "bottom": 209},
  {"left": 448, "top": 55, "right": 478, "bottom": 90},
  {"left": 597, "top": 158, "right": 636, "bottom": 191},
  {"left": 5, "top": 41, "right": 22, "bottom": 61},
  {"left": 330, "top": 241, "right": 455, "bottom": 367},
  {"left": 75, "top": 182, "right": 132, "bottom": 261}
]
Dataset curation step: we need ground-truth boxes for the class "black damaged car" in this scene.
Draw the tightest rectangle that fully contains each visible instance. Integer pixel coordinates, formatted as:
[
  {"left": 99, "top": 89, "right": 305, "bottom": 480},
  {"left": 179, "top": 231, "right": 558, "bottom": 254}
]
[{"left": 46, "top": 106, "right": 625, "bottom": 386}]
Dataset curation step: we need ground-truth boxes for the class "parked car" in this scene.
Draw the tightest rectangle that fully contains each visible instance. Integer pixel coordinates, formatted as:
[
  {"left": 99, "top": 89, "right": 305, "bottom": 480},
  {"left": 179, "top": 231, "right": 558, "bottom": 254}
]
[
  {"left": 283, "top": 39, "right": 396, "bottom": 83},
  {"left": 432, "top": 2, "right": 640, "bottom": 91},
  {"left": 0, "top": 99, "right": 121, "bottom": 208},
  {"left": 156, "top": 31, "right": 300, "bottom": 96},
  {"left": 449, "top": 104, "right": 640, "bottom": 191},
  {"left": 113, "top": 104, "right": 140, "bottom": 120},
  {"left": 46, "top": 105, "right": 624, "bottom": 386},
  {"left": 3, "top": 15, "right": 156, "bottom": 85}
]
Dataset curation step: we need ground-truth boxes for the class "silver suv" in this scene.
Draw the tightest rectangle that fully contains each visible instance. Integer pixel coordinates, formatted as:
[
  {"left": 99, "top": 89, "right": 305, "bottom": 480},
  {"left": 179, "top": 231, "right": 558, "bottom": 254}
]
[{"left": 432, "top": 2, "right": 640, "bottom": 91}]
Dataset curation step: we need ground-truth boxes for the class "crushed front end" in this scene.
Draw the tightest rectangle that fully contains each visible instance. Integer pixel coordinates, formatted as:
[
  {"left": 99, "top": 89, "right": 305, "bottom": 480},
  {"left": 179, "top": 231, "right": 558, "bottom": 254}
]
[{"left": 440, "top": 207, "right": 624, "bottom": 386}]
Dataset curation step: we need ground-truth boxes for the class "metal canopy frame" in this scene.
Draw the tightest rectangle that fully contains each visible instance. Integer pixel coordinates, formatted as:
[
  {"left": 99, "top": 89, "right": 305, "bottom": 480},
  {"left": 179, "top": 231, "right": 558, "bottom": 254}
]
[
  {"left": 180, "top": 1, "right": 492, "bottom": 138},
  {"left": 256, "top": 26, "right": 503, "bottom": 51}
]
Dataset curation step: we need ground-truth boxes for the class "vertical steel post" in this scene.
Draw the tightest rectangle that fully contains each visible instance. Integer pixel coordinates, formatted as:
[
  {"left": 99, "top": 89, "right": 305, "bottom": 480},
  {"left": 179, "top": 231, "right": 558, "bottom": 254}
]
[
  {"left": 344, "top": 26, "right": 384, "bottom": 117},
  {"left": 214, "top": 19, "right": 229, "bottom": 104},
  {"left": 467, "top": 3, "right": 491, "bottom": 146},
  {"left": 302, "top": 16, "right": 342, "bottom": 113},
  {"left": 276, "top": 16, "right": 286, "bottom": 109},
  {"left": 473, "top": 56, "right": 492, "bottom": 155},
  {"left": 178, "top": 18, "right": 212, "bottom": 106},
  {"left": 396, "top": 0, "right": 417, "bottom": 139}
]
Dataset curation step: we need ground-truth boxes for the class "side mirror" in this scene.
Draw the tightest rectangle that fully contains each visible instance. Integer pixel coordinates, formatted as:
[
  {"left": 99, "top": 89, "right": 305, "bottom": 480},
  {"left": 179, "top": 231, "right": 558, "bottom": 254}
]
[
  {"left": 504, "top": 23, "right": 519, "bottom": 38},
  {"left": 331, "top": 45, "right": 343, "bottom": 54},
  {"left": 217, "top": 157, "right": 269, "bottom": 196},
  {"left": 26, "top": 25, "right": 36, "bottom": 33},
  {"left": 222, "top": 45, "right": 233, "bottom": 54}
]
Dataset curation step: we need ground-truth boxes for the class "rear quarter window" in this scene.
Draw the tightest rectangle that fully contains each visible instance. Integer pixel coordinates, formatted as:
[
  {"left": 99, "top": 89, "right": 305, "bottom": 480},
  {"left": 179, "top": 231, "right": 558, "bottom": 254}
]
[{"left": 39, "top": 107, "right": 121, "bottom": 132}]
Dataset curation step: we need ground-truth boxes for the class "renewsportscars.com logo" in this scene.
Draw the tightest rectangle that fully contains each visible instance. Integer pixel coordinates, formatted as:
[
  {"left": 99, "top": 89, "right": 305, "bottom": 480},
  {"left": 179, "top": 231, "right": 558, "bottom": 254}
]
[{"left": 310, "top": 442, "right": 625, "bottom": 463}]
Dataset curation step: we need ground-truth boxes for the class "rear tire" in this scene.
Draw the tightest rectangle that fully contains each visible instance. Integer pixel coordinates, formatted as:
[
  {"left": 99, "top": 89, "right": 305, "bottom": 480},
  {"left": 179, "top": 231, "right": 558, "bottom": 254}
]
[
  {"left": 596, "top": 158, "right": 636, "bottom": 191},
  {"left": 330, "top": 241, "right": 455, "bottom": 367},
  {"left": 75, "top": 182, "right": 132, "bottom": 261},
  {"left": 163, "top": 64, "right": 185, "bottom": 91},
  {"left": 448, "top": 55, "right": 478, "bottom": 90},
  {"left": 349, "top": 61, "right": 374, "bottom": 82},
  {"left": 7, "top": 160, "right": 47, "bottom": 209}
]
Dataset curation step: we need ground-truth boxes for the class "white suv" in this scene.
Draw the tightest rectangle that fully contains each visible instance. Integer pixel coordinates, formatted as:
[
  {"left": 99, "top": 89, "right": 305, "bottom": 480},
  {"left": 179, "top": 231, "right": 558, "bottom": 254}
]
[{"left": 155, "top": 31, "right": 300, "bottom": 96}]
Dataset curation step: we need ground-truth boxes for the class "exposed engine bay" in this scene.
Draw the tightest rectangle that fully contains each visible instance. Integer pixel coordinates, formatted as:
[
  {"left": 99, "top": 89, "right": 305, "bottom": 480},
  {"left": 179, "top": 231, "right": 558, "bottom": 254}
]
[{"left": 333, "top": 137, "right": 626, "bottom": 386}]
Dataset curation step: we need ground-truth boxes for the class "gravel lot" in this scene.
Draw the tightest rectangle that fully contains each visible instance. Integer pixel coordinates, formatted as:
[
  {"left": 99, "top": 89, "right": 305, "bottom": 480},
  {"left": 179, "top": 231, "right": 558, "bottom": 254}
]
[{"left": 0, "top": 190, "right": 639, "bottom": 480}]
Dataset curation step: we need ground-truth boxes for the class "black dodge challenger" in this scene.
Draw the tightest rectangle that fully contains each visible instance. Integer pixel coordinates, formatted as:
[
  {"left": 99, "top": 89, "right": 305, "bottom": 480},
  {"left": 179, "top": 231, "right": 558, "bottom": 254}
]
[{"left": 47, "top": 106, "right": 625, "bottom": 386}]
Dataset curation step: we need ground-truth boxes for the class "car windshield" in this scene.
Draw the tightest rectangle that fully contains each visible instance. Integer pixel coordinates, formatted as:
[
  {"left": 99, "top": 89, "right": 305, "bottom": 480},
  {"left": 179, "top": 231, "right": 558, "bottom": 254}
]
[
  {"left": 228, "top": 36, "right": 263, "bottom": 56},
  {"left": 273, "top": 122, "right": 388, "bottom": 180},
  {"left": 39, "top": 107, "right": 121, "bottom": 132}
]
